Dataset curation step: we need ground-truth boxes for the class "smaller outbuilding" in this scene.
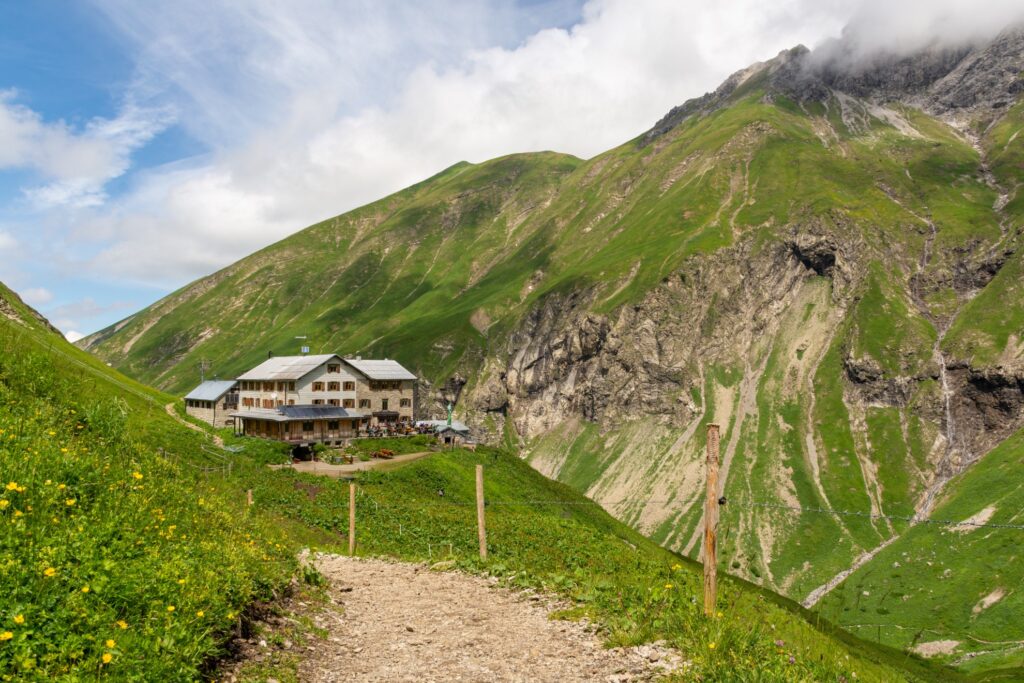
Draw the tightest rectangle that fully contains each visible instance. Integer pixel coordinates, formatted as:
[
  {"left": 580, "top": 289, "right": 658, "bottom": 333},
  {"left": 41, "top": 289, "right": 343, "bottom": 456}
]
[
  {"left": 184, "top": 380, "right": 239, "bottom": 428},
  {"left": 416, "top": 419, "right": 472, "bottom": 447}
]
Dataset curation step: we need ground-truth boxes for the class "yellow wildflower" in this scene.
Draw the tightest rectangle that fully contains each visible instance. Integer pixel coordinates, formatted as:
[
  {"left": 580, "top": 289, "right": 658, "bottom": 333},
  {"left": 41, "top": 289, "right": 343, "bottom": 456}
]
[
  {"left": 5, "top": 482, "right": 18, "bottom": 491},
  {"left": 81, "top": 586, "right": 90, "bottom": 593},
  {"left": 105, "top": 639, "right": 115, "bottom": 648},
  {"left": 708, "top": 642, "right": 717, "bottom": 650},
  {"left": 166, "top": 605, "right": 175, "bottom": 612},
  {"left": 13, "top": 615, "right": 24, "bottom": 625},
  {"left": 116, "top": 620, "right": 128, "bottom": 630},
  {"left": 57, "top": 484, "right": 66, "bottom": 490},
  {"left": 47, "top": 431, "right": 55, "bottom": 436},
  {"left": 60, "top": 448, "right": 68, "bottom": 453},
  {"left": 0, "top": 500, "right": 9, "bottom": 510},
  {"left": 664, "top": 583, "right": 673, "bottom": 589},
  {"left": 671, "top": 563, "right": 682, "bottom": 571},
  {"left": 0, "top": 631, "right": 12, "bottom": 641},
  {"left": 13, "top": 510, "right": 22, "bottom": 518},
  {"left": 196, "top": 610, "right": 204, "bottom": 617},
  {"left": 177, "top": 578, "right": 185, "bottom": 585},
  {"left": 65, "top": 499, "right": 76, "bottom": 506},
  {"left": 43, "top": 567, "right": 56, "bottom": 577},
  {"left": 717, "top": 611, "right": 724, "bottom": 618},
  {"left": 102, "top": 653, "right": 112, "bottom": 664},
  {"left": 132, "top": 472, "right": 143, "bottom": 480}
]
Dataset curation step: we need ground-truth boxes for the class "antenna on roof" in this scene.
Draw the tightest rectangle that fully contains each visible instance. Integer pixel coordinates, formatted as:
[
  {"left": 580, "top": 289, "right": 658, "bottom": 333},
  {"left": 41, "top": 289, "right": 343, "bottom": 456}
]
[{"left": 197, "top": 358, "right": 211, "bottom": 383}]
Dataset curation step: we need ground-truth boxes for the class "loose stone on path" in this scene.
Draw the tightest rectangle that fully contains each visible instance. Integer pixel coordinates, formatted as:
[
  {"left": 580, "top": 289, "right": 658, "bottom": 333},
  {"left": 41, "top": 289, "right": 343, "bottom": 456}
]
[{"left": 301, "top": 555, "right": 682, "bottom": 682}]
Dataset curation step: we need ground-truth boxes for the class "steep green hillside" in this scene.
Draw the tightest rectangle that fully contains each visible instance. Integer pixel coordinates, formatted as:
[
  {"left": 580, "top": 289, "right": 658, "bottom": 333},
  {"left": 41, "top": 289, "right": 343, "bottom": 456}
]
[
  {"left": 0, "top": 288, "right": 310, "bottom": 679},
  {"left": 78, "top": 32, "right": 1024, "bottom": 675},
  {"left": 817, "top": 426, "right": 1024, "bottom": 675}
]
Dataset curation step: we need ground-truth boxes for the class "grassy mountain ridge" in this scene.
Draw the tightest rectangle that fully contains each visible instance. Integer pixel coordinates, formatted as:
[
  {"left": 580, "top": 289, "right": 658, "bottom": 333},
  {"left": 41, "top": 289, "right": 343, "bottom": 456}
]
[{"left": 76, "top": 32, "right": 1024, "bottom": 675}]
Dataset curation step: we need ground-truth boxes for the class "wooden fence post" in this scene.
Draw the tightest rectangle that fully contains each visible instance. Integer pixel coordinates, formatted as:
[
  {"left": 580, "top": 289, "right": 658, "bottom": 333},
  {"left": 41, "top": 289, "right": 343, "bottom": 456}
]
[
  {"left": 348, "top": 482, "right": 356, "bottom": 556},
  {"left": 704, "top": 423, "right": 720, "bottom": 617},
  {"left": 476, "top": 464, "right": 487, "bottom": 559},
  {"left": 246, "top": 489, "right": 253, "bottom": 507}
]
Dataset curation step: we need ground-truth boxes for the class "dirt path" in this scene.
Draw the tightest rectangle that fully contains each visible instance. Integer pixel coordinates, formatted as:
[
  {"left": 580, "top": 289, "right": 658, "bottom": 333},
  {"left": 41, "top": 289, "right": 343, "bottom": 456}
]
[
  {"left": 270, "top": 452, "right": 433, "bottom": 479},
  {"left": 164, "top": 401, "right": 225, "bottom": 448},
  {"left": 300, "top": 555, "right": 681, "bottom": 682}
]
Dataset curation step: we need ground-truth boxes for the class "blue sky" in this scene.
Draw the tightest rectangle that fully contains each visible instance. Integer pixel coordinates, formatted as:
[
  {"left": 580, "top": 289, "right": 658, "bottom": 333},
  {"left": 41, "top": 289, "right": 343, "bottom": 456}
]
[{"left": 2, "top": 0, "right": 1015, "bottom": 341}]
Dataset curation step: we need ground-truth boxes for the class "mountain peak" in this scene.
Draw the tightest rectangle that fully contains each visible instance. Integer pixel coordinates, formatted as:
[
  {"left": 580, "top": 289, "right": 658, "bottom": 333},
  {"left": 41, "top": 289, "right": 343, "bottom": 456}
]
[{"left": 644, "top": 23, "right": 1024, "bottom": 143}]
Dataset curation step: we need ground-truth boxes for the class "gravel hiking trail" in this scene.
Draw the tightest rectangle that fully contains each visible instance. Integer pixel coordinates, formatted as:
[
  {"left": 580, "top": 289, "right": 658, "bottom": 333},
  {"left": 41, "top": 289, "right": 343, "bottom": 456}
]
[
  {"left": 301, "top": 555, "right": 681, "bottom": 682},
  {"left": 165, "top": 401, "right": 226, "bottom": 447}
]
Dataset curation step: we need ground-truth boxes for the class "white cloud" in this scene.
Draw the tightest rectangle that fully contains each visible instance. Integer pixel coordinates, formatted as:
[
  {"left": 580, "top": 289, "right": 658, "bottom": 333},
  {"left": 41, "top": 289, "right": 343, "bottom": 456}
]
[
  {"left": 20, "top": 0, "right": 1024, "bottom": 309},
  {"left": 64, "top": 330, "right": 85, "bottom": 343},
  {"left": 0, "top": 92, "right": 174, "bottom": 207},
  {"left": 77, "top": 0, "right": 853, "bottom": 284},
  {"left": 0, "top": 231, "right": 15, "bottom": 250},
  {"left": 20, "top": 287, "right": 53, "bottom": 306}
]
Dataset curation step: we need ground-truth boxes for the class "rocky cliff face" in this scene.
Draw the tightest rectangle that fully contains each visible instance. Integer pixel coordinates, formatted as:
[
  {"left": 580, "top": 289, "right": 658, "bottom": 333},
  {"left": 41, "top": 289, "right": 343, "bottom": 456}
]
[{"left": 454, "top": 27, "right": 1024, "bottom": 605}]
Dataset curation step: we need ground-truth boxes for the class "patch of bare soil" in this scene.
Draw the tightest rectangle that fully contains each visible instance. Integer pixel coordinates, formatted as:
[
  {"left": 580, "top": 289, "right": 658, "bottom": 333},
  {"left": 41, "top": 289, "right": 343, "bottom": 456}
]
[
  {"left": 912, "top": 640, "right": 960, "bottom": 658},
  {"left": 299, "top": 555, "right": 682, "bottom": 682}
]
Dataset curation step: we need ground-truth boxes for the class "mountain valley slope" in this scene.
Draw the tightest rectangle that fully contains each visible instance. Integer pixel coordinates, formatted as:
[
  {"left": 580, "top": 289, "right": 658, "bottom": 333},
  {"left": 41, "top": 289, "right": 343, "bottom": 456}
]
[{"left": 79, "top": 26, "right": 1024, "bottom": 674}]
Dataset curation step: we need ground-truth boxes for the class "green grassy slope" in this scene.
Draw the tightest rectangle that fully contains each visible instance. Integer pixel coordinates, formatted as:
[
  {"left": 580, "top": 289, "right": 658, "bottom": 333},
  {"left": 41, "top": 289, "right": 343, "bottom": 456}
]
[
  {"left": 242, "top": 437, "right": 948, "bottom": 681},
  {"left": 1, "top": 283, "right": 944, "bottom": 681},
  {"left": 816, "top": 428, "right": 1024, "bottom": 677},
  {"left": 0, "top": 293, "right": 320, "bottom": 680}
]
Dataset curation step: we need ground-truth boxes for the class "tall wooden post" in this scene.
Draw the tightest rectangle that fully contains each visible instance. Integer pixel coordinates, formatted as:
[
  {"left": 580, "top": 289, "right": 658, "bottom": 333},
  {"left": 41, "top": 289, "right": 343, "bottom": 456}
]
[
  {"left": 348, "top": 483, "right": 356, "bottom": 556},
  {"left": 476, "top": 465, "right": 487, "bottom": 559},
  {"left": 246, "top": 489, "right": 253, "bottom": 506},
  {"left": 704, "top": 423, "right": 720, "bottom": 617}
]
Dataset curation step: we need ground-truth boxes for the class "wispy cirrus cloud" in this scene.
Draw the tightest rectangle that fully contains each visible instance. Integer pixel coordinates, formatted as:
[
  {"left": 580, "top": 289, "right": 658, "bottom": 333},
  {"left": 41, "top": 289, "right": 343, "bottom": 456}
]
[
  {"left": 8, "top": 0, "right": 1024, "bottom": 336},
  {"left": 0, "top": 91, "right": 174, "bottom": 207}
]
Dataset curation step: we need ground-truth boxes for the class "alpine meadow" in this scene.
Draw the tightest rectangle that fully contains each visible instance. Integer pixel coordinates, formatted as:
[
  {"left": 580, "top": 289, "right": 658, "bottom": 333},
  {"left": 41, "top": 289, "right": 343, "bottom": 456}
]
[{"left": 2, "top": 4, "right": 1024, "bottom": 681}]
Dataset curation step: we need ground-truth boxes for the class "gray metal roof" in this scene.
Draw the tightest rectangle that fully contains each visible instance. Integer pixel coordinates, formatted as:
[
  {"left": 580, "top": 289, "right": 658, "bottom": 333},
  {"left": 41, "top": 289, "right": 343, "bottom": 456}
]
[
  {"left": 237, "top": 354, "right": 339, "bottom": 381},
  {"left": 343, "top": 358, "right": 417, "bottom": 381},
  {"left": 280, "top": 405, "right": 365, "bottom": 420},
  {"left": 184, "top": 380, "right": 237, "bottom": 401},
  {"left": 230, "top": 405, "right": 365, "bottom": 422}
]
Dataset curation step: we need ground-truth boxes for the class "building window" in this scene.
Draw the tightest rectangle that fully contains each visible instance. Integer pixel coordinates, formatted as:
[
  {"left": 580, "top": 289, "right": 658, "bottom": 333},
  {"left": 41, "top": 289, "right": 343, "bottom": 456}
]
[
  {"left": 327, "top": 420, "right": 339, "bottom": 430},
  {"left": 328, "top": 399, "right": 340, "bottom": 406},
  {"left": 263, "top": 381, "right": 274, "bottom": 391},
  {"left": 343, "top": 381, "right": 355, "bottom": 391},
  {"left": 381, "top": 399, "right": 389, "bottom": 411},
  {"left": 328, "top": 381, "right": 340, "bottom": 391},
  {"left": 312, "top": 382, "right": 324, "bottom": 391},
  {"left": 302, "top": 421, "right": 314, "bottom": 432},
  {"left": 400, "top": 398, "right": 411, "bottom": 407},
  {"left": 262, "top": 399, "right": 273, "bottom": 408},
  {"left": 343, "top": 399, "right": 355, "bottom": 408},
  {"left": 288, "top": 399, "right": 295, "bottom": 405},
  {"left": 359, "top": 399, "right": 370, "bottom": 409},
  {"left": 312, "top": 399, "right": 324, "bottom": 405},
  {"left": 327, "top": 364, "right": 340, "bottom": 373},
  {"left": 288, "top": 382, "right": 295, "bottom": 391}
]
